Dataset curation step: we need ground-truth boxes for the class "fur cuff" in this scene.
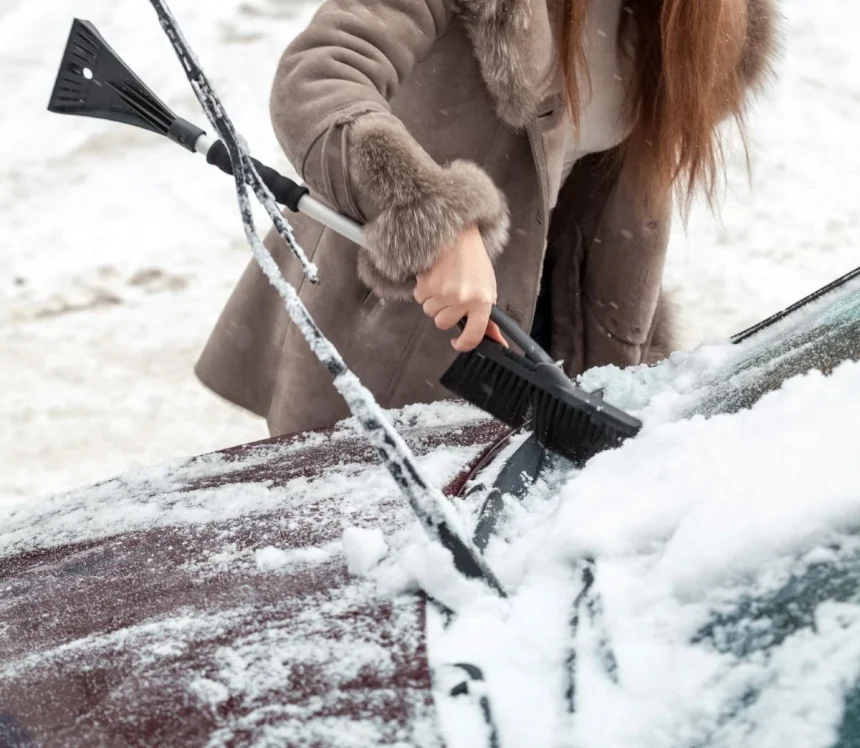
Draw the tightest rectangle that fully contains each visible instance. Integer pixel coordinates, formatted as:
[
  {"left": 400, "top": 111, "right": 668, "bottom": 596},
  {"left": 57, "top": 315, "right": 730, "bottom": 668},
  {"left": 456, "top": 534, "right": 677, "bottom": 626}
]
[{"left": 349, "top": 113, "right": 510, "bottom": 301}]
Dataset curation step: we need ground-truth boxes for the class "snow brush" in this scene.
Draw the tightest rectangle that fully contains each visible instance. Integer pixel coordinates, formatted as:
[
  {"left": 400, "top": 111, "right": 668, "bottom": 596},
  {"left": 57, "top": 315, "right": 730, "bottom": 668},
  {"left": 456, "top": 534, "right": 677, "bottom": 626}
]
[{"left": 47, "top": 17, "right": 641, "bottom": 466}]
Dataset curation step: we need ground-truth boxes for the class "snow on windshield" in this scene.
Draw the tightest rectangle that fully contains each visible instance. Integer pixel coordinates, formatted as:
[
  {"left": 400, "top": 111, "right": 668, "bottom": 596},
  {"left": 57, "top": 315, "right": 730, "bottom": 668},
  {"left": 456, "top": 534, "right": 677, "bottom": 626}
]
[{"left": 422, "top": 356, "right": 860, "bottom": 748}]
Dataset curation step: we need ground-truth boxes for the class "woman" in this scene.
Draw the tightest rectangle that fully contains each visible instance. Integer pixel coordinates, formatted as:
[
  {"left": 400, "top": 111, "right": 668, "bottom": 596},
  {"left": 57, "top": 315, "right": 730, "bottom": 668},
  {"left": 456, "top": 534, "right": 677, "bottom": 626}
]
[{"left": 196, "top": 0, "right": 778, "bottom": 436}]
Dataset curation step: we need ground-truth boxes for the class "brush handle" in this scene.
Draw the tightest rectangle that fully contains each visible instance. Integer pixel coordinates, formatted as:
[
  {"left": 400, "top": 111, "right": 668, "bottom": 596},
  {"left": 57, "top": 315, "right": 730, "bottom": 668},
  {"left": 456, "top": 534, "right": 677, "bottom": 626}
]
[
  {"left": 199, "top": 137, "right": 555, "bottom": 365},
  {"left": 489, "top": 307, "right": 555, "bottom": 365},
  {"left": 199, "top": 137, "right": 369, "bottom": 245}
]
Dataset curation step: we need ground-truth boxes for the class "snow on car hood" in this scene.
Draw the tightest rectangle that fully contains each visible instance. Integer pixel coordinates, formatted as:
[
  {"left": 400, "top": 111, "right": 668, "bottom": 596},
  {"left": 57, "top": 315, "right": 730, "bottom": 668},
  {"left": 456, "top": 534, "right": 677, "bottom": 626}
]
[
  {"left": 0, "top": 401, "right": 487, "bottom": 559},
  {"left": 422, "top": 354, "right": 860, "bottom": 748},
  {"left": 0, "top": 401, "right": 499, "bottom": 747}
]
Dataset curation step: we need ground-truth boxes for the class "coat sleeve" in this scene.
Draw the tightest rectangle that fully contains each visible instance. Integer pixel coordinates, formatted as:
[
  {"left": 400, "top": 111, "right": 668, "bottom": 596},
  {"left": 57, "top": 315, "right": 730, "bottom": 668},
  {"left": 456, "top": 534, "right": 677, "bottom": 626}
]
[{"left": 270, "top": 0, "right": 510, "bottom": 300}]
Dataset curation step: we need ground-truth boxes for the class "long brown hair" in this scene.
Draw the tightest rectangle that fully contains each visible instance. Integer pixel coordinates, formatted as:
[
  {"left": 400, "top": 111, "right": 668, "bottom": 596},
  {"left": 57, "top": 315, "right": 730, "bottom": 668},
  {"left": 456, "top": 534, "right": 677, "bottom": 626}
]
[{"left": 559, "top": 0, "right": 751, "bottom": 210}]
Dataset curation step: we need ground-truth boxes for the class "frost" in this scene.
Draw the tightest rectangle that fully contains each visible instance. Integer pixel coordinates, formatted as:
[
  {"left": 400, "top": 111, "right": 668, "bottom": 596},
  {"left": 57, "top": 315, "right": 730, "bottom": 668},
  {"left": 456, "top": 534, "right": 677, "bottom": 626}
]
[{"left": 0, "top": 413, "right": 480, "bottom": 559}]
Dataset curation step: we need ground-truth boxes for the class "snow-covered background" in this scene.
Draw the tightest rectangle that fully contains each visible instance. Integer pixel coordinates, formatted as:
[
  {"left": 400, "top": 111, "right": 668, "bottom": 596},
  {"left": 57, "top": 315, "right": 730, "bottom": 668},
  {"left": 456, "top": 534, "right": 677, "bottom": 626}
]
[{"left": 1, "top": 0, "right": 858, "bottom": 504}]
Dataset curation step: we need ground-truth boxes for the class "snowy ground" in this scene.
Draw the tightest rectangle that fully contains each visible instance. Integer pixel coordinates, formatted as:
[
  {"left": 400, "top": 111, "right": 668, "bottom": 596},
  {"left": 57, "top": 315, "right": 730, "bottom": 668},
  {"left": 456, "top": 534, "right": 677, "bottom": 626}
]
[{"left": 2, "top": 0, "right": 859, "bottom": 504}]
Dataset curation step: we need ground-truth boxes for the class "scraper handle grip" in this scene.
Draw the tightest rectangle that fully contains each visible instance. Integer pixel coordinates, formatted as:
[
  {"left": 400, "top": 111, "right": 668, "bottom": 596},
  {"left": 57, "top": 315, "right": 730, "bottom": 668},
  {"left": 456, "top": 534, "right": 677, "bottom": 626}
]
[{"left": 454, "top": 306, "right": 555, "bottom": 365}]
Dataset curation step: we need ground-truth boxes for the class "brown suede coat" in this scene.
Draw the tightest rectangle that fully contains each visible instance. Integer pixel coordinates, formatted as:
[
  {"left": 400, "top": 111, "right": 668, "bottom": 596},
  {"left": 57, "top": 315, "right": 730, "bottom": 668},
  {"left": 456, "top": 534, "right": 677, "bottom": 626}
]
[{"left": 196, "top": 0, "right": 778, "bottom": 436}]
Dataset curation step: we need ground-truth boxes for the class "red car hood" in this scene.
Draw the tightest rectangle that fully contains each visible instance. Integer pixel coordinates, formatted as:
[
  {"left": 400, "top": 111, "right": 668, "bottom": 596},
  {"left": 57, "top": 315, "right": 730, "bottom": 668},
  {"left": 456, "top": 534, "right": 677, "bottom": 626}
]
[{"left": 0, "top": 406, "right": 507, "bottom": 747}]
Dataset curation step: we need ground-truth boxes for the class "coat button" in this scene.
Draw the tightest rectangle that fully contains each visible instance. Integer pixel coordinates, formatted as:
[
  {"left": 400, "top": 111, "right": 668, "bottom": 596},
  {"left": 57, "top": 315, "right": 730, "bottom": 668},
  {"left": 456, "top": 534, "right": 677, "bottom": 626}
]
[{"left": 535, "top": 210, "right": 543, "bottom": 226}]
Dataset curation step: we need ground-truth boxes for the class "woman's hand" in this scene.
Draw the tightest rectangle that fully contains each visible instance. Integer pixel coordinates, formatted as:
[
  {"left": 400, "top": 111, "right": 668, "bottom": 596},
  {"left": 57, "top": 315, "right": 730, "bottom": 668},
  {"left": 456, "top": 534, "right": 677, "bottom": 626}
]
[{"left": 413, "top": 226, "right": 507, "bottom": 352}]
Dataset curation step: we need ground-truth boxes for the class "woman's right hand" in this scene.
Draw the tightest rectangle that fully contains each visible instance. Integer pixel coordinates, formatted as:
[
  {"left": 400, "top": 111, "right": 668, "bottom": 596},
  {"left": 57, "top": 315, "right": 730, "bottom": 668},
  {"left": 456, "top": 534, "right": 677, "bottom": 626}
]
[{"left": 413, "top": 225, "right": 507, "bottom": 352}]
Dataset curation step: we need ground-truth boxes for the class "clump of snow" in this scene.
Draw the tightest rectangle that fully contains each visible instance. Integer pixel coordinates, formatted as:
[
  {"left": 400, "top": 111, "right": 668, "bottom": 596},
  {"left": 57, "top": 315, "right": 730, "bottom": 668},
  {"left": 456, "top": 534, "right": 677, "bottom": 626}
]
[
  {"left": 341, "top": 527, "right": 388, "bottom": 576},
  {"left": 578, "top": 341, "right": 738, "bottom": 417},
  {"left": 189, "top": 677, "right": 230, "bottom": 707},
  {"left": 254, "top": 545, "right": 295, "bottom": 571},
  {"left": 379, "top": 528, "right": 498, "bottom": 612},
  {"left": 254, "top": 542, "right": 338, "bottom": 571}
]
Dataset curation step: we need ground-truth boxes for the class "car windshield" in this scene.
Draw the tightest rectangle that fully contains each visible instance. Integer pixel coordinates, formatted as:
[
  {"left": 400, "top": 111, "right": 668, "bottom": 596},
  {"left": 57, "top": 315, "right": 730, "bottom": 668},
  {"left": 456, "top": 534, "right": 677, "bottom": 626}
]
[
  {"left": 685, "top": 270, "right": 860, "bottom": 419},
  {"left": 432, "top": 275, "right": 860, "bottom": 747}
]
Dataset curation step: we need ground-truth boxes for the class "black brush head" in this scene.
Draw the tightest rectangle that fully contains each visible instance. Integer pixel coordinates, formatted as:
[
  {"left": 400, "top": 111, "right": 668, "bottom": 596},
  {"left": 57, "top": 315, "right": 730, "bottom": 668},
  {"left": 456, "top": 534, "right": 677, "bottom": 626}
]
[
  {"left": 441, "top": 339, "right": 642, "bottom": 465},
  {"left": 531, "top": 388, "right": 629, "bottom": 464},
  {"left": 48, "top": 19, "right": 176, "bottom": 137},
  {"left": 441, "top": 344, "right": 534, "bottom": 429}
]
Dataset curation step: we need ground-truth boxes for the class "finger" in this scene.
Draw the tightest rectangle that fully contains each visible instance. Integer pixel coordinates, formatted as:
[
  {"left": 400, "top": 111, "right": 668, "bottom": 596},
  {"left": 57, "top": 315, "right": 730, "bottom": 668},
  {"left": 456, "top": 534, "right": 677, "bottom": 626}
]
[
  {"left": 453, "top": 304, "right": 491, "bottom": 352},
  {"left": 422, "top": 296, "right": 447, "bottom": 319},
  {"left": 484, "top": 320, "right": 509, "bottom": 348},
  {"left": 433, "top": 304, "right": 469, "bottom": 331}
]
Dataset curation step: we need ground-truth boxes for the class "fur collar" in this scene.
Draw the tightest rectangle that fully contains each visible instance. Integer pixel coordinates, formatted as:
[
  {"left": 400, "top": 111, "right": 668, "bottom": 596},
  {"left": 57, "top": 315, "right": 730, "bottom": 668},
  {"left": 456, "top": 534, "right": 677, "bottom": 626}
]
[
  {"left": 455, "top": 0, "right": 779, "bottom": 129},
  {"left": 456, "top": 0, "right": 561, "bottom": 127}
]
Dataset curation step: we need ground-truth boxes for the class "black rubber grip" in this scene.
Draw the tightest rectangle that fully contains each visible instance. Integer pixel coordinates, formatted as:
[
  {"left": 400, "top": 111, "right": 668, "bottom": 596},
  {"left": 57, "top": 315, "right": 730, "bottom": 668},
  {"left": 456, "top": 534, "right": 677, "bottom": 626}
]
[
  {"left": 455, "top": 305, "right": 555, "bottom": 365},
  {"left": 489, "top": 306, "right": 555, "bottom": 365},
  {"left": 205, "top": 139, "right": 309, "bottom": 212}
]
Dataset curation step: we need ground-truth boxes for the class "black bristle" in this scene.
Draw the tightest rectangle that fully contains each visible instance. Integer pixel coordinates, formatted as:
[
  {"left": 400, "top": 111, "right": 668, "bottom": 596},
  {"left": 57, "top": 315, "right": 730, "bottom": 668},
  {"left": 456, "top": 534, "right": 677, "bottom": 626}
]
[
  {"left": 441, "top": 337, "right": 641, "bottom": 465},
  {"left": 441, "top": 350, "right": 532, "bottom": 428},
  {"left": 532, "top": 391, "right": 626, "bottom": 466}
]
